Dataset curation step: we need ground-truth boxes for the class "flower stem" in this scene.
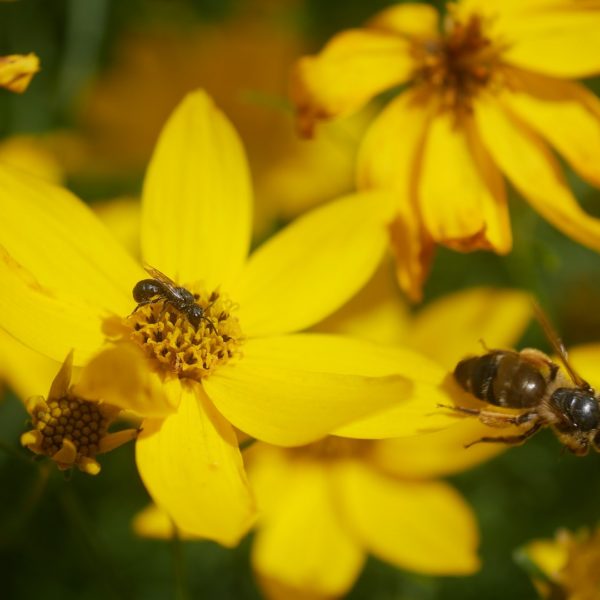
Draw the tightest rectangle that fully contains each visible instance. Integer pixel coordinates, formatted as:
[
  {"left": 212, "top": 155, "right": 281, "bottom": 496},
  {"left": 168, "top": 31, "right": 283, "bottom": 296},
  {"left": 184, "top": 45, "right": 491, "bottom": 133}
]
[{"left": 171, "top": 524, "right": 190, "bottom": 600}]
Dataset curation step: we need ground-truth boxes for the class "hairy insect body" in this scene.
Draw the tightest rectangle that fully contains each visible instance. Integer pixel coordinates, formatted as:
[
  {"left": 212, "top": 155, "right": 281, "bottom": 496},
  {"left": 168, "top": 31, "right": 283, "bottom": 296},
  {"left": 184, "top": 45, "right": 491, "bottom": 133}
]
[
  {"left": 450, "top": 328, "right": 600, "bottom": 456},
  {"left": 131, "top": 266, "right": 215, "bottom": 331},
  {"left": 454, "top": 350, "right": 551, "bottom": 409}
]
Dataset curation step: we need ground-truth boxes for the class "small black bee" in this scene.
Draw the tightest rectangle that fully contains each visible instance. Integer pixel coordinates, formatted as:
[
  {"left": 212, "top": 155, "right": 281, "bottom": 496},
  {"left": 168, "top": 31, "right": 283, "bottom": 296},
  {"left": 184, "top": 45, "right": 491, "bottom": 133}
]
[
  {"left": 447, "top": 304, "right": 600, "bottom": 455},
  {"left": 132, "top": 265, "right": 215, "bottom": 332}
]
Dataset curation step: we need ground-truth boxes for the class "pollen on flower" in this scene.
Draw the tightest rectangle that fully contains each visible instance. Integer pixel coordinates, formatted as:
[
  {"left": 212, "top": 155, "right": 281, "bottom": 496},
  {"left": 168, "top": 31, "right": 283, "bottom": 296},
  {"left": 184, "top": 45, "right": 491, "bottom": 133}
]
[
  {"left": 21, "top": 351, "right": 138, "bottom": 475},
  {"left": 126, "top": 287, "right": 243, "bottom": 379},
  {"left": 415, "top": 11, "right": 503, "bottom": 113}
]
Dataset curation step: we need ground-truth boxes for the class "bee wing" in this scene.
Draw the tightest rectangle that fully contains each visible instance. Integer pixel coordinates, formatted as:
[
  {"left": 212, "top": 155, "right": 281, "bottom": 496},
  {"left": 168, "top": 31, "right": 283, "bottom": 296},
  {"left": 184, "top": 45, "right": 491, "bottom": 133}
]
[
  {"left": 533, "top": 301, "right": 592, "bottom": 390},
  {"left": 143, "top": 264, "right": 180, "bottom": 293}
]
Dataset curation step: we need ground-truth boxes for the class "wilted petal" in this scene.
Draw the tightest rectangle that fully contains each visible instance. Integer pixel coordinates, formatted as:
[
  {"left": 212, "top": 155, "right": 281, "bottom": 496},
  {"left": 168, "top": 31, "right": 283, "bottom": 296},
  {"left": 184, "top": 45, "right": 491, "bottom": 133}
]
[
  {"left": 475, "top": 96, "right": 600, "bottom": 253},
  {"left": 291, "top": 30, "right": 416, "bottom": 137},
  {"left": 0, "top": 53, "right": 39, "bottom": 93},
  {"left": 501, "top": 69, "right": 600, "bottom": 188}
]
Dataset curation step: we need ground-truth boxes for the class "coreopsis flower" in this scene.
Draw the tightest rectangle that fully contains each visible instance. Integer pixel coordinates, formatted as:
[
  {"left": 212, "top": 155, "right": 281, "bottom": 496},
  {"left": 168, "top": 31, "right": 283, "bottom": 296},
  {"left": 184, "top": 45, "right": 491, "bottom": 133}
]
[
  {"left": 523, "top": 527, "right": 600, "bottom": 600},
  {"left": 0, "top": 89, "right": 448, "bottom": 546},
  {"left": 0, "top": 53, "right": 39, "bottom": 93},
  {"left": 21, "top": 350, "right": 138, "bottom": 475},
  {"left": 133, "top": 286, "right": 533, "bottom": 598},
  {"left": 292, "top": 1, "right": 600, "bottom": 300}
]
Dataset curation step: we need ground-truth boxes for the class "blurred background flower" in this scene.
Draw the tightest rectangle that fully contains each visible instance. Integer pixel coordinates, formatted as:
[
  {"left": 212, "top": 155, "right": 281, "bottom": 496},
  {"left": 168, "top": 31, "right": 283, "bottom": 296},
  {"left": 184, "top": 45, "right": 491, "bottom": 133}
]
[
  {"left": 292, "top": 1, "right": 600, "bottom": 300},
  {"left": 520, "top": 526, "right": 600, "bottom": 600}
]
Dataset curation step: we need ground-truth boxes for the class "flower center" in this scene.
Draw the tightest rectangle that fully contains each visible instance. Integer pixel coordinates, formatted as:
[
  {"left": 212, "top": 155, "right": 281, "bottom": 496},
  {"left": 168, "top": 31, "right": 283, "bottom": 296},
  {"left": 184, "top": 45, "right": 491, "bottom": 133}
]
[
  {"left": 416, "top": 13, "right": 502, "bottom": 112},
  {"left": 127, "top": 286, "right": 243, "bottom": 380},
  {"left": 30, "top": 395, "right": 108, "bottom": 462}
]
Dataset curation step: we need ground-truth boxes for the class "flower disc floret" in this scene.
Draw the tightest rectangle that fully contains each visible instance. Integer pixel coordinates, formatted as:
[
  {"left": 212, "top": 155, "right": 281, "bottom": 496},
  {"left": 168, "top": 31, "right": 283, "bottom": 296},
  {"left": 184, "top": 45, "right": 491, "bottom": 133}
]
[
  {"left": 416, "top": 12, "right": 502, "bottom": 113},
  {"left": 127, "top": 287, "right": 243, "bottom": 379},
  {"left": 21, "top": 351, "right": 138, "bottom": 475}
]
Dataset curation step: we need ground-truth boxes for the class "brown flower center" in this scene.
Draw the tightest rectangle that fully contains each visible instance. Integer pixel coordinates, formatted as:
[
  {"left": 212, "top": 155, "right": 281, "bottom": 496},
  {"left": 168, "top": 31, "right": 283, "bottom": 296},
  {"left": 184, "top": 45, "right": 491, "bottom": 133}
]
[
  {"left": 415, "top": 13, "right": 502, "bottom": 112},
  {"left": 126, "top": 286, "right": 243, "bottom": 380},
  {"left": 32, "top": 396, "right": 108, "bottom": 460}
]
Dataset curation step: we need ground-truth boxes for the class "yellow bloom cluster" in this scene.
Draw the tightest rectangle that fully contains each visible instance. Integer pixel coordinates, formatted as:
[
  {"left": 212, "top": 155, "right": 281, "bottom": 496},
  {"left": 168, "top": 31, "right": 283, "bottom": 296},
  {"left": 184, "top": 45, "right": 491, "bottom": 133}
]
[{"left": 2, "top": 1, "right": 600, "bottom": 598}]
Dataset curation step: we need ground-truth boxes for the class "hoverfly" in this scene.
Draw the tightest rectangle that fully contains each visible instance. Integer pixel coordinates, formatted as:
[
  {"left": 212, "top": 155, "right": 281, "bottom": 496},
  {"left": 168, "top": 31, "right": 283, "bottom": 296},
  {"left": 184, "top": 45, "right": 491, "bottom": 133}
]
[{"left": 448, "top": 304, "right": 600, "bottom": 455}]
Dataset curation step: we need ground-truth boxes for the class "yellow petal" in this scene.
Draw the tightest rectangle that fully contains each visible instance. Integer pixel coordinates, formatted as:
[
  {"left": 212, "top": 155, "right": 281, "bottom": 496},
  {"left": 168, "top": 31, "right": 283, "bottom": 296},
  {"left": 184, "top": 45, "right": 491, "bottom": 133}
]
[
  {"left": 356, "top": 91, "right": 435, "bottom": 302},
  {"left": 419, "top": 112, "right": 504, "bottom": 252},
  {"left": 291, "top": 30, "right": 416, "bottom": 137},
  {"left": 500, "top": 69, "right": 600, "bottom": 188},
  {"left": 233, "top": 191, "right": 394, "bottom": 338},
  {"left": 73, "top": 344, "right": 178, "bottom": 417},
  {"left": 0, "top": 135, "right": 63, "bottom": 184},
  {"left": 388, "top": 208, "right": 436, "bottom": 303},
  {"left": 465, "top": 122, "right": 512, "bottom": 254},
  {"left": 204, "top": 334, "right": 415, "bottom": 446},
  {"left": 0, "top": 53, "right": 39, "bottom": 93},
  {"left": 93, "top": 197, "right": 141, "bottom": 259},
  {"left": 368, "top": 3, "right": 439, "bottom": 38},
  {"left": 369, "top": 419, "right": 513, "bottom": 479},
  {"left": 133, "top": 504, "right": 179, "bottom": 540},
  {"left": 0, "top": 328, "right": 61, "bottom": 399},
  {"left": 314, "top": 259, "right": 412, "bottom": 347},
  {"left": 524, "top": 538, "right": 568, "bottom": 580},
  {"left": 408, "top": 288, "right": 532, "bottom": 369},
  {"left": 0, "top": 164, "right": 143, "bottom": 363},
  {"left": 136, "top": 381, "right": 256, "bottom": 546},
  {"left": 565, "top": 343, "right": 600, "bottom": 391},
  {"left": 502, "top": 11, "right": 600, "bottom": 78},
  {"left": 333, "top": 460, "right": 480, "bottom": 574},
  {"left": 251, "top": 459, "right": 364, "bottom": 597},
  {"left": 141, "top": 90, "right": 252, "bottom": 290},
  {"left": 48, "top": 350, "right": 73, "bottom": 399},
  {"left": 205, "top": 334, "right": 453, "bottom": 444},
  {"left": 474, "top": 96, "right": 600, "bottom": 253},
  {"left": 357, "top": 89, "right": 430, "bottom": 192},
  {"left": 0, "top": 250, "right": 113, "bottom": 365}
]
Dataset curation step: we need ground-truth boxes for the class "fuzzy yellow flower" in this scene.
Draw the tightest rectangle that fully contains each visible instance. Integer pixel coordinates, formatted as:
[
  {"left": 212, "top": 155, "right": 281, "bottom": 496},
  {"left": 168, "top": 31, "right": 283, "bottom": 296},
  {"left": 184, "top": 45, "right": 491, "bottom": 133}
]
[
  {"left": 0, "top": 89, "right": 445, "bottom": 546},
  {"left": 292, "top": 1, "right": 600, "bottom": 300},
  {"left": 0, "top": 53, "right": 39, "bottom": 93},
  {"left": 523, "top": 527, "right": 600, "bottom": 600}
]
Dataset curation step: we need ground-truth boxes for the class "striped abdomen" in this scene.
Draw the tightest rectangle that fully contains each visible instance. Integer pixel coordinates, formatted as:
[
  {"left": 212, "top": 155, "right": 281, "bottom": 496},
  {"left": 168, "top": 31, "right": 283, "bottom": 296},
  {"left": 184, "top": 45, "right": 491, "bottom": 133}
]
[{"left": 454, "top": 351, "right": 547, "bottom": 408}]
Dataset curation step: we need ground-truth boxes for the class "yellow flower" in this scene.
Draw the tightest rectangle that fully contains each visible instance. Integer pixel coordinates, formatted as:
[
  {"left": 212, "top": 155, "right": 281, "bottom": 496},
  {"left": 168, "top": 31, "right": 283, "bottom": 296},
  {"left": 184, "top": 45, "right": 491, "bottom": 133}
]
[
  {"left": 20, "top": 350, "right": 138, "bottom": 475},
  {"left": 0, "top": 53, "right": 39, "bottom": 93},
  {"left": 523, "top": 527, "right": 600, "bottom": 600},
  {"left": 292, "top": 1, "right": 600, "bottom": 300},
  {"left": 133, "top": 285, "right": 533, "bottom": 598},
  {"left": 0, "top": 89, "right": 443, "bottom": 546}
]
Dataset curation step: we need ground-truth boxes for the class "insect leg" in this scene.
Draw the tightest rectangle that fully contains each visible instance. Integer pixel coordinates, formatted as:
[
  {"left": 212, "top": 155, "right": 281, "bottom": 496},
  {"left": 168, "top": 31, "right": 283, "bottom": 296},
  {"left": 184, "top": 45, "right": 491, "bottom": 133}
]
[
  {"left": 131, "top": 299, "right": 157, "bottom": 315},
  {"left": 438, "top": 404, "right": 537, "bottom": 427},
  {"left": 464, "top": 420, "right": 543, "bottom": 448}
]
